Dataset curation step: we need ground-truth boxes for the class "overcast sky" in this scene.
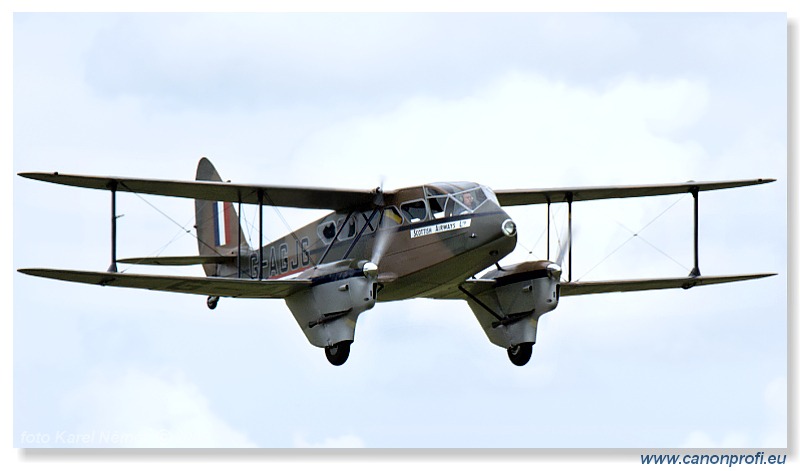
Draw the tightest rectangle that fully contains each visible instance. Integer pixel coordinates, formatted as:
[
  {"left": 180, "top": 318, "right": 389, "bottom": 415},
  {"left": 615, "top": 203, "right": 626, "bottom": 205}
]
[{"left": 12, "top": 11, "right": 787, "bottom": 452}]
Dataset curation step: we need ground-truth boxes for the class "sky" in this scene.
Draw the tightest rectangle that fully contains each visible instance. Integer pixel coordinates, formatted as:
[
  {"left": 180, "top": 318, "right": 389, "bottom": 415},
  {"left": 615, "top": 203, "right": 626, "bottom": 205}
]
[{"left": 10, "top": 9, "right": 789, "bottom": 455}]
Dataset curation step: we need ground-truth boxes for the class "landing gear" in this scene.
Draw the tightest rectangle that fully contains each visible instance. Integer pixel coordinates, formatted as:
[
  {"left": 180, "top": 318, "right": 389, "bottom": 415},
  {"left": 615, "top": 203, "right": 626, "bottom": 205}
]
[
  {"left": 325, "top": 340, "right": 352, "bottom": 366},
  {"left": 507, "top": 342, "right": 533, "bottom": 366},
  {"left": 206, "top": 295, "right": 219, "bottom": 310}
]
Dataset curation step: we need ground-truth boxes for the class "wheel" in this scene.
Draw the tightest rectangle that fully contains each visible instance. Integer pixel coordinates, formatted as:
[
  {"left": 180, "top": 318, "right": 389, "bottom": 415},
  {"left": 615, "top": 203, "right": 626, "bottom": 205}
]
[
  {"left": 206, "top": 296, "right": 219, "bottom": 310},
  {"left": 324, "top": 340, "right": 352, "bottom": 366},
  {"left": 507, "top": 342, "right": 533, "bottom": 366}
]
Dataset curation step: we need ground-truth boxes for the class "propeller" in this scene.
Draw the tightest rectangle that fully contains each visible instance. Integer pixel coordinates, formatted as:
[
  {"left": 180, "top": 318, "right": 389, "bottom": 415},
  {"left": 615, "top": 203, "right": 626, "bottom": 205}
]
[
  {"left": 362, "top": 178, "right": 391, "bottom": 280},
  {"left": 371, "top": 217, "right": 391, "bottom": 266},
  {"left": 555, "top": 228, "right": 570, "bottom": 267},
  {"left": 547, "top": 228, "right": 571, "bottom": 282}
]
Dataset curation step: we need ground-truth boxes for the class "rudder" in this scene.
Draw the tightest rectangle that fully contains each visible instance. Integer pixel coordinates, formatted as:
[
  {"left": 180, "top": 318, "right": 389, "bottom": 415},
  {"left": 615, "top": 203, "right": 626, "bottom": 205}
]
[{"left": 195, "top": 157, "right": 249, "bottom": 276}]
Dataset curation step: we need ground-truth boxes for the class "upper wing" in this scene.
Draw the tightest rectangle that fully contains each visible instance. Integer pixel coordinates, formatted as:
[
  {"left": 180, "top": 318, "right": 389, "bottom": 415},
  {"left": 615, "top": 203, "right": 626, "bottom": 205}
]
[
  {"left": 559, "top": 273, "right": 776, "bottom": 296},
  {"left": 495, "top": 179, "right": 775, "bottom": 206},
  {"left": 18, "top": 172, "right": 381, "bottom": 211},
  {"left": 18, "top": 268, "right": 310, "bottom": 299}
]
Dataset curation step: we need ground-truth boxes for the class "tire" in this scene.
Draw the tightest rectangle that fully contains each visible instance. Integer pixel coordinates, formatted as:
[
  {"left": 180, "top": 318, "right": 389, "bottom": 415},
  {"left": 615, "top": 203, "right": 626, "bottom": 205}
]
[
  {"left": 325, "top": 340, "right": 352, "bottom": 366},
  {"left": 507, "top": 342, "right": 533, "bottom": 366},
  {"left": 206, "top": 296, "right": 219, "bottom": 310}
]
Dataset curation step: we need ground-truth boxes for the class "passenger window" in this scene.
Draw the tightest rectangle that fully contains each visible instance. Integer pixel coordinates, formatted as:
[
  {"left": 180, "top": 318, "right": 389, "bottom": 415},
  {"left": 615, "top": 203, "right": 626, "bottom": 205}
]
[
  {"left": 425, "top": 187, "right": 448, "bottom": 219},
  {"left": 359, "top": 212, "right": 377, "bottom": 234},
  {"left": 401, "top": 200, "right": 427, "bottom": 223},
  {"left": 338, "top": 217, "right": 356, "bottom": 241},
  {"left": 317, "top": 220, "right": 337, "bottom": 244},
  {"left": 381, "top": 207, "right": 403, "bottom": 227},
  {"left": 428, "top": 196, "right": 447, "bottom": 219}
]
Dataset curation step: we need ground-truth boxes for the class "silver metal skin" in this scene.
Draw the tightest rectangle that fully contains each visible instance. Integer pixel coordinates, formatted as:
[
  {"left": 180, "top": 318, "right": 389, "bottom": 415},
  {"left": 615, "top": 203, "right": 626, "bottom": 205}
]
[
  {"left": 466, "top": 261, "right": 561, "bottom": 352},
  {"left": 285, "top": 260, "right": 377, "bottom": 348}
]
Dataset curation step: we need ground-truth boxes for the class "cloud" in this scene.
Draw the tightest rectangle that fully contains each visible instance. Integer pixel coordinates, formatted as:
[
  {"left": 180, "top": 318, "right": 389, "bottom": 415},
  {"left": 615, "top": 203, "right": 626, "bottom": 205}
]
[
  {"left": 292, "top": 72, "right": 709, "bottom": 189},
  {"left": 291, "top": 72, "right": 711, "bottom": 280},
  {"left": 761, "top": 376, "right": 788, "bottom": 448},
  {"left": 681, "top": 376, "right": 787, "bottom": 448},
  {"left": 80, "top": 13, "right": 641, "bottom": 111},
  {"left": 683, "top": 430, "right": 749, "bottom": 448},
  {"left": 61, "top": 368, "right": 256, "bottom": 447}
]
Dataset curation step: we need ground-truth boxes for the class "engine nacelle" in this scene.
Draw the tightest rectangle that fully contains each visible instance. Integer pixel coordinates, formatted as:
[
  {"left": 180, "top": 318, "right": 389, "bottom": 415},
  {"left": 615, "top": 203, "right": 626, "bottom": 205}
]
[
  {"left": 466, "top": 261, "right": 560, "bottom": 349},
  {"left": 285, "top": 260, "right": 377, "bottom": 348}
]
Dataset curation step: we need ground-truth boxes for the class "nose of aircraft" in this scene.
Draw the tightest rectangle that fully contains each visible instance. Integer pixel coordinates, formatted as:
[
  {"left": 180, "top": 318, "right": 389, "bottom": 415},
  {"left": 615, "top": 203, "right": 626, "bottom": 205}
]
[
  {"left": 482, "top": 206, "right": 516, "bottom": 259},
  {"left": 501, "top": 218, "right": 517, "bottom": 237}
]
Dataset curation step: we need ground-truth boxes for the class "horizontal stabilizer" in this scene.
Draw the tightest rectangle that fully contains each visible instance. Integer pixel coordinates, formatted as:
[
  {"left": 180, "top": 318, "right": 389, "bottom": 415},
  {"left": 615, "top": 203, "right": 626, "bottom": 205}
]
[
  {"left": 559, "top": 273, "right": 776, "bottom": 297},
  {"left": 496, "top": 179, "right": 775, "bottom": 206},
  {"left": 118, "top": 255, "right": 237, "bottom": 266},
  {"left": 18, "top": 268, "right": 310, "bottom": 299}
]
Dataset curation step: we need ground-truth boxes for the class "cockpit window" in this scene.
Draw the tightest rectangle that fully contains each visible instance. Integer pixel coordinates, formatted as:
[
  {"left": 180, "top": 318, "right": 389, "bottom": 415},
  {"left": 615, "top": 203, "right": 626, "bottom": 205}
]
[
  {"left": 481, "top": 186, "right": 499, "bottom": 204},
  {"left": 424, "top": 182, "right": 490, "bottom": 217},
  {"left": 452, "top": 188, "right": 487, "bottom": 215}
]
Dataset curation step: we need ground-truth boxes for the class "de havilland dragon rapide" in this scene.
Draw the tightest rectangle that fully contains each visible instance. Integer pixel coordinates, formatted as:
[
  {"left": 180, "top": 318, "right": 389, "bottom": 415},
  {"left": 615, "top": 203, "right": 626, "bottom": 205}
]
[{"left": 18, "top": 158, "right": 775, "bottom": 366}]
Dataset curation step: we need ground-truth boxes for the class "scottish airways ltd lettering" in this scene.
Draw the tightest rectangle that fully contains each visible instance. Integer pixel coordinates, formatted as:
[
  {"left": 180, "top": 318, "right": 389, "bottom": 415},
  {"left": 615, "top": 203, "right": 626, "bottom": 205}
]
[{"left": 410, "top": 219, "right": 471, "bottom": 239}]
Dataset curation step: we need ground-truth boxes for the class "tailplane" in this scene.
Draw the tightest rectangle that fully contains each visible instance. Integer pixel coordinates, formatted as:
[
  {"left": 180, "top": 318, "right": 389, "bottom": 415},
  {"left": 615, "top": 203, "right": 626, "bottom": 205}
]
[{"left": 195, "top": 157, "right": 249, "bottom": 276}]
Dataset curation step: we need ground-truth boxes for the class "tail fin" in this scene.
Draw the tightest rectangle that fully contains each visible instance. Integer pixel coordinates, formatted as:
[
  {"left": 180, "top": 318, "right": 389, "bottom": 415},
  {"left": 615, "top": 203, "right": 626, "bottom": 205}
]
[{"left": 195, "top": 157, "right": 249, "bottom": 276}]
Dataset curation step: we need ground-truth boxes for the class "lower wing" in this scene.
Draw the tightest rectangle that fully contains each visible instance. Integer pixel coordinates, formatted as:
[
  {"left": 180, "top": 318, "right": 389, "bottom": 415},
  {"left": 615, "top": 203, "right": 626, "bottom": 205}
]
[
  {"left": 559, "top": 273, "right": 775, "bottom": 296},
  {"left": 18, "top": 268, "right": 310, "bottom": 299},
  {"left": 435, "top": 273, "right": 775, "bottom": 300}
]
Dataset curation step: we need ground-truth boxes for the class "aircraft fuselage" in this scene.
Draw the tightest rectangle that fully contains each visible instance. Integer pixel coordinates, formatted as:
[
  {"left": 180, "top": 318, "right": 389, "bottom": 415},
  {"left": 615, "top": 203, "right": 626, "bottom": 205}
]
[{"left": 238, "top": 182, "right": 518, "bottom": 300}]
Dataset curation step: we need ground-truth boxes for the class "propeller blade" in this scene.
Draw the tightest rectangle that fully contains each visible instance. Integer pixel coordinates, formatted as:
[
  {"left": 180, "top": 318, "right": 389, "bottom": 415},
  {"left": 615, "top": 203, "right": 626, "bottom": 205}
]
[
  {"left": 555, "top": 229, "right": 571, "bottom": 268},
  {"left": 371, "top": 178, "right": 390, "bottom": 267},
  {"left": 371, "top": 214, "right": 391, "bottom": 266}
]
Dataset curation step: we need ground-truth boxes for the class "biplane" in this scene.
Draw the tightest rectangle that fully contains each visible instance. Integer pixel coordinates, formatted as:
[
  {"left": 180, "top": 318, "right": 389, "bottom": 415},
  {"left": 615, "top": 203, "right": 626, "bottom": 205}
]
[{"left": 18, "top": 158, "right": 775, "bottom": 366}]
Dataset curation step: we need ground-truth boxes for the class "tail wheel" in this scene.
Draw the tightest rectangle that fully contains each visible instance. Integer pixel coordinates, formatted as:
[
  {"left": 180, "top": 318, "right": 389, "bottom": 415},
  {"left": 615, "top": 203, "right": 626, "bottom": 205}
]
[
  {"left": 325, "top": 341, "right": 352, "bottom": 366},
  {"left": 206, "top": 296, "right": 219, "bottom": 310},
  {"left": 507, "top": 342, "right": 533, "bottom": 366}
]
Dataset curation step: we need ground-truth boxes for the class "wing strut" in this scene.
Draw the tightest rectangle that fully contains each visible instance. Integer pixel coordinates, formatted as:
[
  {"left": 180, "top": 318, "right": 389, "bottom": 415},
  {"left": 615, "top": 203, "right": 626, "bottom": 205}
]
[
  {"left": 343, "top": 207, "right": 380, "bottom": 259},
  {"left": 108, "top": 180, "right": 118, "bottom": 273},
  {"left": 690, "top": 186, "right": 701, "bottom": 277},
  {"left": 237, "top": 200, "right": 242, "bottom": 279},
  {"left": 543, "top": 185, "right": 713, "bottom": 282},
  {"left": 546, "top": 199, "right": 551, "bottom": 260},
  {"left": 258, "top": 189, "right": 264, "bottom": 280},
  {"left": 567, "top": 192, "right": 573, "bottom": 282},
  {"left": 544, "top": 194, "right": 573, "bottom": 280}
]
